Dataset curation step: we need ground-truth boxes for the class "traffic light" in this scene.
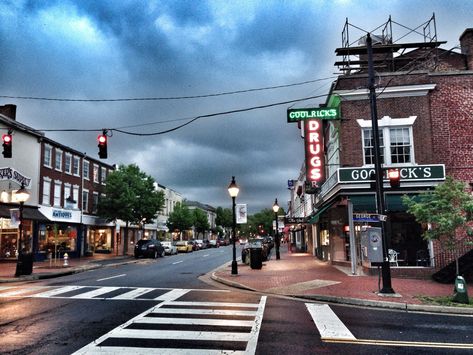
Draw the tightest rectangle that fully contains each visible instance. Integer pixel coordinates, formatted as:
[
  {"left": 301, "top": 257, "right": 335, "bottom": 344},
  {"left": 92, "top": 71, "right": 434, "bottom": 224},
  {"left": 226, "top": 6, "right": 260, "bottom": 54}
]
[
  {"left": 97, "top": 131, "right": 107, "bottom": 159},
  {"left": 2, "top": 132, "right": 12, "bottom": 158},
  {"left": 388, "top": 168, "right": 401, "bottom": 188}
]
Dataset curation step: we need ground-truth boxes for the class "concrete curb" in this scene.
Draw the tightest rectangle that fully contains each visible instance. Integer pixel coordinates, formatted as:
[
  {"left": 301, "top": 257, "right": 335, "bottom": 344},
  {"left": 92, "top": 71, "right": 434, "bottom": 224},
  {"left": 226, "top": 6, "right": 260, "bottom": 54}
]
[{"left": 210, "top": 272, "right": 473, "bottom": 315}]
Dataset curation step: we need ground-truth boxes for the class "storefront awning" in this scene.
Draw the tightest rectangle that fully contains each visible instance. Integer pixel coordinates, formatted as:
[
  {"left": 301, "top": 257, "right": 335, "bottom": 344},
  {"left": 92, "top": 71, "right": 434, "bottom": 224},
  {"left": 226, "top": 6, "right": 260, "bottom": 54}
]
[
  {"left": 348, "top": 194, "right": 410, "bottom": 213},
  {"left": 0, "top": 204, "right": 49, "bottom": 221},
  {"left": 308, "top": 203, "right": 333, "bottom": 224}
]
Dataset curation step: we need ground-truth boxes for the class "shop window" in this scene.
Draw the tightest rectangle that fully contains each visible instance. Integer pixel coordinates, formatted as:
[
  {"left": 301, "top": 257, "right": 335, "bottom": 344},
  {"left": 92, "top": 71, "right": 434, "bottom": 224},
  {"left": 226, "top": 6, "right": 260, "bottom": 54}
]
[
  {"left": 359, "top": 116, "right": 416, "bottom": 166},
  {"left": 38, "top": 224, "right": 78, "bottom": 254},
  {"left": 321, "top": 230, "right": 330, "bottom": 246},
  {"left": 87, "top": 228, "right": 112, "bottom": 253}
]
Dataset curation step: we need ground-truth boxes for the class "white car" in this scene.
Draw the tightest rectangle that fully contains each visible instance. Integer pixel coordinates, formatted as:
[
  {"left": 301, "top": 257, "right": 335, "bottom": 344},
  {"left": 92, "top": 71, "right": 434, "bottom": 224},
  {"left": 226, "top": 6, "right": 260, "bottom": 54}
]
[{"left": 162, "top": 241, "right": 178, "bottom": 255}]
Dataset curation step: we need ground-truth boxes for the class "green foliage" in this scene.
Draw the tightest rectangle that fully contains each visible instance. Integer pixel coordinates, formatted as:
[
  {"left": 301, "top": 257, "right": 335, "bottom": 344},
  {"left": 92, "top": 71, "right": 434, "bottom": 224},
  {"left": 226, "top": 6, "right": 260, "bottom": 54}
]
[
  {"left": 166, "top": 202, "right": 193, "bottom": 233},
  {"left": 402, "top": 176, "right": 473, "bottom": 251},
  {"left": 193, "top": 208, "right": 210, "bottom": 237},
  {"left": 216, "top": 207, "right": 233, "bottom": 228},
  {"left": 98, "top": 164, "right": 164, "bottom": 225}
]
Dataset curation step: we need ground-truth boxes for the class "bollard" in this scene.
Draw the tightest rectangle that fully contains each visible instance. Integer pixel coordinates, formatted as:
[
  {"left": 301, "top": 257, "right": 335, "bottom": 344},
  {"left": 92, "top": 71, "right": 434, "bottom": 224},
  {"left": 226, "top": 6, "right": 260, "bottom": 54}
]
[{"left": 63, "top": 253, "right": 69, "bottom": 267}]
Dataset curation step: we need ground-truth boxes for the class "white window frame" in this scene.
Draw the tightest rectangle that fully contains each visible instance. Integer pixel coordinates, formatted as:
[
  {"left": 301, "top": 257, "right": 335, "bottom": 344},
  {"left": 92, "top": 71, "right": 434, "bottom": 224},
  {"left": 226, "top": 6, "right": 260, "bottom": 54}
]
[
  {"left": 83, "top": 160, "right": 90, "bottom": 180},
  {"left": 43, "top": 145, "right": 52, "bottom": 168},
  {"left": 101, "top": 167, "right": 107, "bottom": 185},
  {"left": 82, "top": 189, "right": 89, "bottom": 212},
  {"left": 55, "top": 149, "right": 63, "bottom": 171},
  {"left": 54, "top": 181, "right": 62, "bottom": 207},
  {"left": 357, "top": 116, "right": 416, "bottom": 167},
  {"left": 42, "top": 178, "right": 51, "bottom": 206},
  {"left": 93, "top": 164, "right": 99, "bottom": 183},
  {"left": 73, "top": 185, "right": 79, "bottom": 209},
  {"left": 73, "top": 156, "right": 80, "bottom": 176},
  {"left": 65, "top": 153, "right": 72, "bottom": 174},
  {"left": 92, "top": 192, "right": 99, "bottom": 213}
]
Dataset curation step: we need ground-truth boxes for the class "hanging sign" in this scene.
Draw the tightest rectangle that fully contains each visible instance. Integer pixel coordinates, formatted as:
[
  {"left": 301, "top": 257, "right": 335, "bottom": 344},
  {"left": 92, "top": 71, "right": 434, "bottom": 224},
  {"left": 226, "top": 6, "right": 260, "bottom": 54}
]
[
  {"left": 304, "top": 120, "right": 325, "bottom": 189},
  {"left": 236, "top": 204, "right": 247, "bottom": 224}
]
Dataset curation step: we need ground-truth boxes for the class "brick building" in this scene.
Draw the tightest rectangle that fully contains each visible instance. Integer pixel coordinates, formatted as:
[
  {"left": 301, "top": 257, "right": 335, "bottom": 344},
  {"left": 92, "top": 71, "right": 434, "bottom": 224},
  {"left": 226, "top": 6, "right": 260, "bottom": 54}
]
[{"left": 289, "top": 18, "right": 473, "bottom": 279}]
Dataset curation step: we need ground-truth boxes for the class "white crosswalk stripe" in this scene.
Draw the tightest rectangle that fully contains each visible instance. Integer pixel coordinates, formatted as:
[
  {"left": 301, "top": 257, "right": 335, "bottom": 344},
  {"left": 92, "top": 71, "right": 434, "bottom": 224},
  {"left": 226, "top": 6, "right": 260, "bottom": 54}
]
[
  {"left": 72, "top": 296, "right": 267, "bottom": 355},
  {"left": 306, "top": 303, "right": 356, "bottom": 341},
  {"left": 0, "top": 285, "right": 228, "bottom": 301}
]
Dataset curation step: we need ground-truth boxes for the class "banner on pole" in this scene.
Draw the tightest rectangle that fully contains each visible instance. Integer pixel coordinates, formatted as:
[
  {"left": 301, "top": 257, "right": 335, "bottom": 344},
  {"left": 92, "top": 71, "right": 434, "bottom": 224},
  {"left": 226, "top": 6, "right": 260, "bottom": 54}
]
[{"left": 236, "top": 204, "right": 247, "bottom": 224}]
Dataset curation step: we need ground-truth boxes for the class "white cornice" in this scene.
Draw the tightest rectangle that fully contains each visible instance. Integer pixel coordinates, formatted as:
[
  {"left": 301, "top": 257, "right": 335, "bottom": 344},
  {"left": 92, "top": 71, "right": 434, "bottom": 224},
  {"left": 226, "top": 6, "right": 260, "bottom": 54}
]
[{"left": 334, "top": 84, "right": 436, "bottom": 101}]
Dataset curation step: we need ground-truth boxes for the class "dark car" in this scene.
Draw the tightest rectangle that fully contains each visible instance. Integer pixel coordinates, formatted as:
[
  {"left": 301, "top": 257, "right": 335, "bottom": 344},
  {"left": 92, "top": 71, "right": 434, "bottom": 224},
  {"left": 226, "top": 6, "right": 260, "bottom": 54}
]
[{"left": 134, "top": 239, "right": 165, "bottom": 259}]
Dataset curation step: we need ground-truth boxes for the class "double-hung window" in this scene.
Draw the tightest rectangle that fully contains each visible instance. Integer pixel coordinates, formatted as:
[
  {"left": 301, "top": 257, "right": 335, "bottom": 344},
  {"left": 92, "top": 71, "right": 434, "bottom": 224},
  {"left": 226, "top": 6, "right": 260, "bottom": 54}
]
[
  {"left": 43, "top": 145, "right": 52, "bottom": 168},
  {"left": 54, "top": 181, "right": 62, "bottom": 207},
  {"left": 73, "top": 156, "right": 80, "bottom": 176},
  {"left": 83, "top": 160, "right": 90, "bottom": 180},
  {"left": 42, "top": 179, "right": 51, "bottom": 205},
  {"left": 65, "top": 153, "right": 72, "bottom": 174},
  {"left": 55, "top": 149, "right": 63, "bottom": 171},
  {"left": 358, "top": 116, "right": 416, "bottom": 166}
]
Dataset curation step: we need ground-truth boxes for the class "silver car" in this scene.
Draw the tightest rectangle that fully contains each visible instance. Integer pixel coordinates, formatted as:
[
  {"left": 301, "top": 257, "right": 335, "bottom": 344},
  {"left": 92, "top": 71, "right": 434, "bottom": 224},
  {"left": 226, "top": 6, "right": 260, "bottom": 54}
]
[{"left": 161, "top": 241, "right": 178, "bottom": 255}]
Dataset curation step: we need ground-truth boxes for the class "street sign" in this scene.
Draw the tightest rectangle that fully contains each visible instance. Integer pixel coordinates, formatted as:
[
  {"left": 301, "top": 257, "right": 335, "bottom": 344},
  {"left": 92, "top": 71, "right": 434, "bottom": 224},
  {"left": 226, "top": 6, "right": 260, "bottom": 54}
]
[
  {"left": 352, "top": 213, "right": 387, "bottom": 222},
  {"left": 285, "top": 217, "right": 306, "bottom": 224}
]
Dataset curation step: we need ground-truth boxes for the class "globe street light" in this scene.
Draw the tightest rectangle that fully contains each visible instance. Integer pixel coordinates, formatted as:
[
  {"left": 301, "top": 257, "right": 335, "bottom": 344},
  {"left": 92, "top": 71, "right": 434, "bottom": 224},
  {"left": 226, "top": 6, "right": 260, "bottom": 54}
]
[
  {"left": 273, "top": 198, "right": 281, "bottom": 260},
  {"left": 14, "top": 183, "right": 31, "bottom": 277},
  {"left": 227, "top": 176, "right": 239, "bottom": 275}
]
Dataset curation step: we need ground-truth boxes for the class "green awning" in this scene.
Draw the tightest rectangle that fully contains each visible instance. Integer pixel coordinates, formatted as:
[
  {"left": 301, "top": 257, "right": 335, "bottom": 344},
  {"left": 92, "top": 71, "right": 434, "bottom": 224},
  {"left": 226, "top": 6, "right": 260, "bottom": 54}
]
[
  {"left": 308, "top": 203, "right": 333, "bottom": 224},
  {"left": 348, "top": 194, "right": 410, "bottom": 213}
]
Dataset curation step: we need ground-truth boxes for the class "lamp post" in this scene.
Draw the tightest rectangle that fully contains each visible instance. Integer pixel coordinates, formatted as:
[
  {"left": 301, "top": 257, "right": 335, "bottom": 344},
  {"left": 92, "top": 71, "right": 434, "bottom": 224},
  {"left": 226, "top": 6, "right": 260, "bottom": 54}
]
[
  {"left": 227, "top": 176, "right": 239, "bottom": 275},
  {"left": 14, "top": 183, "right": 31, "bottom": 277},
  {"left": 273, "top": 198, "right": 281, "bottom": 260}
]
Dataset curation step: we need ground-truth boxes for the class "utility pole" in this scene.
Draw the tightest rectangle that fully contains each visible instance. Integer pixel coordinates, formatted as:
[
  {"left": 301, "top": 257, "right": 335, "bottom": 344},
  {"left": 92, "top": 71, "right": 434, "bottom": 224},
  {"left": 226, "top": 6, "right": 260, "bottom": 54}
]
[{"left": 366, "top": 33, "right": 395, "bottom": 294}]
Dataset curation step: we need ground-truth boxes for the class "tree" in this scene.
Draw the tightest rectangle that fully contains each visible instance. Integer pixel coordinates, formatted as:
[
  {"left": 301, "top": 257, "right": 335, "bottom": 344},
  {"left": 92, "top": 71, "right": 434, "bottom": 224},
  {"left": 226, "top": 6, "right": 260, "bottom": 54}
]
[
  {"left": 166, "top": 202, "right": 193, "bottom": 240},
  {"left": 98, "top": 164, "right": 164, "bottom": 253},
  {"left": 193, "top": 208, "right": 210, "bottom": 239},
  {"left": 216, "top": 207, "right": 232, "bottom": 228},
  {"left": 402, "top": 176, "right": 473, "bottom": 276}
]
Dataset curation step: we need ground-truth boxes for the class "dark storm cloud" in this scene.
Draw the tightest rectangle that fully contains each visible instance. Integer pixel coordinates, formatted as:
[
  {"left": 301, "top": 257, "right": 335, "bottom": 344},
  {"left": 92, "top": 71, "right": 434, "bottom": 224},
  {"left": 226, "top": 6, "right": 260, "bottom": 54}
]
[{"left": 1, "top": 0, "right": 473, "bottom": 213}]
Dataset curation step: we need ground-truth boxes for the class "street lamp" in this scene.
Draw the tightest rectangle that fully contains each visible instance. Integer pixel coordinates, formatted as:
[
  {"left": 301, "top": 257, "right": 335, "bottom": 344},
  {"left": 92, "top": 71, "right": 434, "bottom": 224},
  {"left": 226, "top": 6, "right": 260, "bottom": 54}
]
[
  {"left": 272, "top": 198, "right": 281, "bottom": 260},
  {"left": 14, "top": 183, "right": 31, "bottom": 277},
  {"left": 227, "top": 176, "right": 239, "bottom": 275}
]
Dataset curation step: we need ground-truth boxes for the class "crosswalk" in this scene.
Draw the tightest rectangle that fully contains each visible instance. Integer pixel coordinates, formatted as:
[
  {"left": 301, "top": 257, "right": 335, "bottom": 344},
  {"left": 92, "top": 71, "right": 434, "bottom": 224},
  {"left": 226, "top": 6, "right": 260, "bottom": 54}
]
[
  {"left": 0, "top": 285, "right": 229, "bottom": 301},
  {"left": 72, "top": 296, "right": 267, "bottom": 354}
]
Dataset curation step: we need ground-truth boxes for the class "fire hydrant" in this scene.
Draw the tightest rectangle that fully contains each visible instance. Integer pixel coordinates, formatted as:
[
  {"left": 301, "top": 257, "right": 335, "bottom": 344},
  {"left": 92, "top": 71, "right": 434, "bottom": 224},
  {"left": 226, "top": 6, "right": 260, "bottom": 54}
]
[{"left": 63, "top": 253, "right": 69, "bottom": 267}]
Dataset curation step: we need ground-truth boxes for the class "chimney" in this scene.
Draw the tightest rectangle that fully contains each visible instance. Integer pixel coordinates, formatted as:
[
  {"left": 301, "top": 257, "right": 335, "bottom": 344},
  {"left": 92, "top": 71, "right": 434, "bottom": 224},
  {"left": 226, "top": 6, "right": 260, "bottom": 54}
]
[
  {"left": 460, "top": 28, "right": 473, "bottom": 70},
  {"left": 0, "top": 104, "right": 17, "bottom": 120}
]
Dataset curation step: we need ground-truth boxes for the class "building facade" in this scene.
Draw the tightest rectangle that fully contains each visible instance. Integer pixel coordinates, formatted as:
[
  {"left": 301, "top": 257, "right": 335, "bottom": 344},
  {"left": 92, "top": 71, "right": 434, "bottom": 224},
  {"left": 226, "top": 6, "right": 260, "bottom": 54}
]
[{"left": 290, "top": 21, "right": 473, "bottom": 278}]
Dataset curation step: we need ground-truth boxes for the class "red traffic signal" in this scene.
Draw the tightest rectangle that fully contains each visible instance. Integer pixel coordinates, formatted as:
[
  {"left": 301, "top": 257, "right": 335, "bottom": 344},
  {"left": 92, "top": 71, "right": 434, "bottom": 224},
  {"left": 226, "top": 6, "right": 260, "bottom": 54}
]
[
  {"left": 97, "top": 132, "right": 107, "bottom": 159},
  {"left": 2, "top": 133, "right": 12, "bottom": 158},
  {"left": 388, "top": 169, "right": 400, "bottom": 188}
]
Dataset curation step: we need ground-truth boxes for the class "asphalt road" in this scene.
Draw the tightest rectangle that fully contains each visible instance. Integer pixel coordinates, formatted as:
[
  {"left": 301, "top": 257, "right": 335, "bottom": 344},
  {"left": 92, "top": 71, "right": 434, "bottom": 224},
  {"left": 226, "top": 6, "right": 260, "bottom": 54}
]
[{"left": 0, "top": 245, "right": 472, "bottom": 354}]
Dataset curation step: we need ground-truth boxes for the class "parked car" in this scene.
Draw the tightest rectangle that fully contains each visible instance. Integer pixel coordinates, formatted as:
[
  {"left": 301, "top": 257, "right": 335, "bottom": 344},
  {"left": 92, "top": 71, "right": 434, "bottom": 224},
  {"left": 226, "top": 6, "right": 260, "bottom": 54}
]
[
  {"left": 195, "top": 239, "right": 207, "bottom": 249},
  {"left": 162, "top": 241, "right": 177, "bottom": 255},
  {"left": 175, "top": 241, "right": 193, "bottom": 253},
  {"left": 190, "top": 240, "right": 200, "bottom": 251},
  {"left": 218, "top": 237, "right": 229, "bottom": 246},
  {"left": 208, "top": 239, "right": 219, "bottom": 248},
  {"left": 134, "top": 239, "right": 165, "bottom": 259}
]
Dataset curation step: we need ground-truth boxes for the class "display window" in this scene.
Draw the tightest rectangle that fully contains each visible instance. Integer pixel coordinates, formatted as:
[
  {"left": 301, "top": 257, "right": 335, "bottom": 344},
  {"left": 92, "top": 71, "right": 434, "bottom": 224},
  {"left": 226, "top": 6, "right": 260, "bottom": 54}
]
[
  {"left": 0, "top": 218, "right": 32, "bottom": 258},
  {"left": 87, "top": 228, "right": 112, "bottom": 253},
  {"left": 38, "top": 224, "right": 78, "bottom": 254}
]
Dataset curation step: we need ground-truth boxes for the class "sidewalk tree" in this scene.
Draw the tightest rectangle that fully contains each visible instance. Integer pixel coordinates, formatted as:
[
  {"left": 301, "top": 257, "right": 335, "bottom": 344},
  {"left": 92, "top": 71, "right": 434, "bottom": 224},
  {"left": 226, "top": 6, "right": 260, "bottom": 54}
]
[
  {"left": 166, "top": 202, "right": 193, "bottom": 240},
  {"left": 193, "top": 208, "right": 210, "bottom": 239},
  {"left": 98, "top": 164, "right": 164, "bottom": 252},
  {"left": 216, "top": 207, "right": 232, "bottom": 238},
  {"left": 402, "top": 176, "right": 473, "bottom": 276}
]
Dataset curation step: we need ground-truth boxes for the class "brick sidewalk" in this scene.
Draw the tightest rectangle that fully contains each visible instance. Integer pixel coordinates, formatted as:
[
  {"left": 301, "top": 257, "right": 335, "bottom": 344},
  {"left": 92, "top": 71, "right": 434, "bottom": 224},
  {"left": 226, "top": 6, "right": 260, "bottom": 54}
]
[{"left": 212, "top": 248, "right": 472, "bottom": 308}]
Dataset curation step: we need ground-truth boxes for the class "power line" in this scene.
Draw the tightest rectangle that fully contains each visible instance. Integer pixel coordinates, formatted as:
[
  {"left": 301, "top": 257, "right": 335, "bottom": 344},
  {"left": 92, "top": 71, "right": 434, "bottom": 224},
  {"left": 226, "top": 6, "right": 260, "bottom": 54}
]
[
  {"left": 0, "top": 76, "right": 337, "bottom": 103},
  {"left": 38, "top": 93, "right": 331, "bottom": 136}
]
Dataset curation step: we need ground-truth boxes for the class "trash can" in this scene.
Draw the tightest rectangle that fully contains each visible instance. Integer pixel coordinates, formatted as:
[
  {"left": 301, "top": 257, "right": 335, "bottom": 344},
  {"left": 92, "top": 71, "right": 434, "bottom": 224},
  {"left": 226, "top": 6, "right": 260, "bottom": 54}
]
[
  {"left": 249, "top": 239, "right": 263, "bottom": 270},
  {"left": 15, "top": 252, "right": 33, "bottom": 276},
  {"left": 453, "top": 275, "right": 469, "bottom": 304}
]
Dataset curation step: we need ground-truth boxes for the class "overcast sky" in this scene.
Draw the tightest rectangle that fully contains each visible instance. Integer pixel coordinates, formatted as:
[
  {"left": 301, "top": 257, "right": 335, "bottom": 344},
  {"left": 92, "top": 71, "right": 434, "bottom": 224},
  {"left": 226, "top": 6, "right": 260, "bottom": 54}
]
[{"left": 0, "top": 0, "right": 471, "bottom": 213}]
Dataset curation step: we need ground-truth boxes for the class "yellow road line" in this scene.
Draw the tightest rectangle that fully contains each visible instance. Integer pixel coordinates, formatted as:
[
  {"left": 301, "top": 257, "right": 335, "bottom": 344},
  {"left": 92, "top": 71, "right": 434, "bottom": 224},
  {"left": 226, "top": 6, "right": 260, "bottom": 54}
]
[{"left": 322, "top": 338, "right": 473, "bottom": 349}]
